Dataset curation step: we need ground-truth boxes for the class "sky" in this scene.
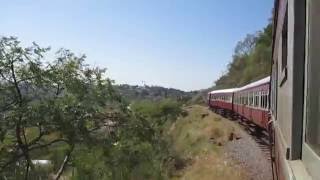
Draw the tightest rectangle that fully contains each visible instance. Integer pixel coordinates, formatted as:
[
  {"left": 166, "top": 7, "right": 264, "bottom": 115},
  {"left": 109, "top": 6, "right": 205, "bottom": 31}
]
[{"left": 1, "top": 0, "right": 273, "bottom": 91}]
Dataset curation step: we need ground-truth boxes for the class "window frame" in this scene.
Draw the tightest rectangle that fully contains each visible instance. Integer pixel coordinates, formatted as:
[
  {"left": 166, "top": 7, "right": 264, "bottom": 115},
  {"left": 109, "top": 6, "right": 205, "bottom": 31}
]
[
  {"left": 301, "top": 0, "right": 320, "bottom": 178},
  {"left": 280, "top": 4, "right": 288, "bottom": 86}
]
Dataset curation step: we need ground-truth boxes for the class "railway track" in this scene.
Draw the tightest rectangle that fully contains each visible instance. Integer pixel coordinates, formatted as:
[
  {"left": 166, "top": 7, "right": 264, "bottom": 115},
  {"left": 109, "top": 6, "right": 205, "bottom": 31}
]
[{"left": 213, "top": 108, "right": 272, "bottom": 160}]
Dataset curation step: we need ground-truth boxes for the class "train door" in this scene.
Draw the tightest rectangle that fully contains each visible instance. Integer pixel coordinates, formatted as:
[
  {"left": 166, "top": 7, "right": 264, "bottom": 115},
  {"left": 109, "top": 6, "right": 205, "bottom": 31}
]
[{"left": 301, "top": 0, "right": 320, "bottom": 178}]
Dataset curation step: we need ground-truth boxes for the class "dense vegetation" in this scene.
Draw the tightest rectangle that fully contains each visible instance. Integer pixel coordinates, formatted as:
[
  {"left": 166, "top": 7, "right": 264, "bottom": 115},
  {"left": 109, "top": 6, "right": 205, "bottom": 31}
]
[
  {"left": 0, "top": 36, "right": 183, "bottom": 179},
  {"left": 215, "top": 22, "right": 272, "bottom": 88}
]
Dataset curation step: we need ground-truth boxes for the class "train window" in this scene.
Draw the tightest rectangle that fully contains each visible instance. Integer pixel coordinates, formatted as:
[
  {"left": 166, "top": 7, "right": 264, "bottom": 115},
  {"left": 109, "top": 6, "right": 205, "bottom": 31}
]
[
  {"left": 265, "top": 92, "right": 269, "bottom": 109},
  {"left": 243, "top": 95, "right": 245, "bottom": 105},
  {"left": 271, "top": 70, "right": 278, "bottom": 115},
  {"left": 241, "top": 95, "right": 244, "bottom": 105},
  {"left": 264, "top": 94, "right": 267, "bottom": 109},
  {"left": 305, "top": 0, "right": 320, "bottom": 156},
  {"left": 253, "top": 92, "right": 255, "bottom": 106},
  {"left": 260, "top": 93, "right": 264, "bottom": 109},
  {"left": 255, "top": 92, "right": 257, "bottom": 106},
  {"left": 251, "top": 93, "right": 254, "bottom": 106},
  {"left": 280, "top": 6, "right": 288, "bottom": 86},
  {"left": 245, "top": 94, "right": 247, "bottom": 105},
  {"left": 254, "top": 92, "right": 259, "bottom": 107},
  {"left": 245, "top": 93, "right": 248, "bottom": 105},
  {"left": 301, "top": 2, "right": 320, "bottom": 178},
  {"left": 265, "top": 94, "right": 268, "bottom": 109},
  {"left": 282, "top": 8, "right": 288, "bottom": 71},
  {"left": 260, "top": 92, "right": 266, "bottom": 109}
]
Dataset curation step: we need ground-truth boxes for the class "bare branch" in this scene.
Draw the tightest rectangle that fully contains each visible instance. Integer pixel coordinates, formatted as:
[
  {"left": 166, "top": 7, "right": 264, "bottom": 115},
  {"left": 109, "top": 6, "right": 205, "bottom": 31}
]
[{"left": 53, "top": 144, "right": 74, "bottom": 180}]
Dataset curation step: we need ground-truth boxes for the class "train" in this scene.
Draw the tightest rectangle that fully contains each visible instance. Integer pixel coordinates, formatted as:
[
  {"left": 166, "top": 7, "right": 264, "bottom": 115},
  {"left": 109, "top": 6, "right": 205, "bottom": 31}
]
[
  {"left": 208, "top": 76, "right": 270, "bottom": 130},
  {"left": 208, "top": 0, "right": 320, "bottom": 179}
]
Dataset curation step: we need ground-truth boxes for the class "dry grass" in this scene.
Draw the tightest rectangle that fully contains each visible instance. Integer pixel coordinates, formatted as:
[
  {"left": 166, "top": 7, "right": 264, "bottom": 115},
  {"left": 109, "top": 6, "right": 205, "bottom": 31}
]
[{"left": 167, "top": 105, "right": 247, "bottom": 180}]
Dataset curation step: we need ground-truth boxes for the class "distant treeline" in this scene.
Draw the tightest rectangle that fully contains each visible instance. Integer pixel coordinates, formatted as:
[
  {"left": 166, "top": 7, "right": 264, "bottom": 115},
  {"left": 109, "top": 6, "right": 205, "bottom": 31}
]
[
  {"left": 215, "top": 22, "right": 272, "bottom": 89},
  {"left": 115, "top": 84, "right": 197, "bottom": 102}
]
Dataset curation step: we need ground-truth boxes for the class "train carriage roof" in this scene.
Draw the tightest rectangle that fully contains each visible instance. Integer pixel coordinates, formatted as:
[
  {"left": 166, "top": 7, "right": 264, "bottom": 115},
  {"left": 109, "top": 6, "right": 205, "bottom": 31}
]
[
  {"left": 209, "top": 88, "right": 239, "bottom": 95},
  {"left": 208, "top": 76, "right": 270, "bottom": 95},
  {"left": 237, "top": 76, "right": 270, "bottom": 91}
]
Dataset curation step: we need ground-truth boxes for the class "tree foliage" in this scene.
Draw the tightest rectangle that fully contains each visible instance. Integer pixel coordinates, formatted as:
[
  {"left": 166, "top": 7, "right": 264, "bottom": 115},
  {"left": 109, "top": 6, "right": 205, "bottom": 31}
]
[
  {"left": 0, "top": 36, "right": 179, "bottom": 180},
  {"left": 0, "top": 36, "right": 123, "bottom": 179}
]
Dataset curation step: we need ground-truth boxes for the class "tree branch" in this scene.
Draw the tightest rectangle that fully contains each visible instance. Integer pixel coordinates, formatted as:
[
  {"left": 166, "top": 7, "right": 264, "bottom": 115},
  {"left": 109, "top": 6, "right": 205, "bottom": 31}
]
[
  {"left": 27, "top": 126, "right": 44, "bottom": 146},
  {"left": 53, "top": 144, "right": 74, "bottom": 180},
  {"left": 0, "top": 138, "right": 70, "bottom": 172},
  {"left": 29, "top": 139, "right": 70, "bottom": 151},
  {"left": 10, "top": 59, "right": 32, "bottom": 180}
]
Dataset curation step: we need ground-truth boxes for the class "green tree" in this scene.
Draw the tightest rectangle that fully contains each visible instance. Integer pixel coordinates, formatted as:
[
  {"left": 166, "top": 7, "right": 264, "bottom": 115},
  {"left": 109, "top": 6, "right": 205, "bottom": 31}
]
[
  {"left": 0, "top": 36, "right": 119, "bottom": 179},
  {"left": 0, "top": 36, "right": 177, "bottom": 180}
]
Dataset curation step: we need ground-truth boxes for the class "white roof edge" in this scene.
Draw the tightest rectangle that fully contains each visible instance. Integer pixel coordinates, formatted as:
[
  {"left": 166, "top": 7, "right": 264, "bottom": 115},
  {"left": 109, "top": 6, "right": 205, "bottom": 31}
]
[
  {"left": 208, "top": 76, "right": 270, "bottom": 95},
  {"left": 237, "top": 76, "right": 270, "bottom": 91},
  {"left": 209, "top": 88, "right": 239, "bottom": 94}
]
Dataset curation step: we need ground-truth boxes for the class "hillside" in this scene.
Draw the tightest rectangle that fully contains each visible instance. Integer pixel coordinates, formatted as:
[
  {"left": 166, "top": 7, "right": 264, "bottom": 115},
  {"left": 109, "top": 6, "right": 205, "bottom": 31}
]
[
  {"left": 215, "top": 22, "right": 272, "bottom": 88},
  {"left": 115, "top": 84, "right": 197, "bottom": 102},
  {"left": 191, "top": 21, "right": 272, "bottom": 104}
]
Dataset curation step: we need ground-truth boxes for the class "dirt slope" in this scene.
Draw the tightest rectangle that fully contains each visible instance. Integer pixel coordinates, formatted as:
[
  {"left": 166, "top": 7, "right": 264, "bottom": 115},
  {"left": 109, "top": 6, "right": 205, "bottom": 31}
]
[{"left": 167, "top": 105, "right": 248, "bottom": 180}]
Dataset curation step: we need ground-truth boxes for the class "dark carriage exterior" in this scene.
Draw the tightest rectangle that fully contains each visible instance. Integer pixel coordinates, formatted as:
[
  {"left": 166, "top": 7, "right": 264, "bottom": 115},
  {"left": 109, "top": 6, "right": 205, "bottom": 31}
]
[{"left": 270, "top": 0, "right": 319, "bottom": 179}]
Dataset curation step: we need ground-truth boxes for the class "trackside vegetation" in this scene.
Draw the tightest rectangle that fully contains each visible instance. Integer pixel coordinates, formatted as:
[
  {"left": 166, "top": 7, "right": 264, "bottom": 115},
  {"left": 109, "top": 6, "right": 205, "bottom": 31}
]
[
  {"left": 0, "top": 36, "right": 184, "bottom": 179},
  {"left": 166, "top": 105, "right": 247, "bottom": 180}
]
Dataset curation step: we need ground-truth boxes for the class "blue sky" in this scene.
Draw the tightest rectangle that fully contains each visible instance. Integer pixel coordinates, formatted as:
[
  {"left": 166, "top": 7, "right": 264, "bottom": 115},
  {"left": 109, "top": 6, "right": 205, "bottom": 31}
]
[{"left": 1, "top": 0, "right": 273, "bottom": 91}]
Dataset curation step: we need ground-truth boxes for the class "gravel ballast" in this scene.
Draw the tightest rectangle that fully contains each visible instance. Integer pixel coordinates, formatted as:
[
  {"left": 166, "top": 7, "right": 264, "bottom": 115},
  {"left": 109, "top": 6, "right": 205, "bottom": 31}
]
[{"left": 224, "top": 120, "right": 273, "bottom": 180}]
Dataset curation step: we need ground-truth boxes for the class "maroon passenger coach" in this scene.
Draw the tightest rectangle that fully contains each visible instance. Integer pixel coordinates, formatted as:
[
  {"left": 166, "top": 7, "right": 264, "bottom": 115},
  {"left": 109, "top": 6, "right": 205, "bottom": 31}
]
[
  {"left": 208, "top": 76, "right": 270, "bottom": 130},
  {"left": 208, "top": 88, "right": 238, "bottom": 112}
]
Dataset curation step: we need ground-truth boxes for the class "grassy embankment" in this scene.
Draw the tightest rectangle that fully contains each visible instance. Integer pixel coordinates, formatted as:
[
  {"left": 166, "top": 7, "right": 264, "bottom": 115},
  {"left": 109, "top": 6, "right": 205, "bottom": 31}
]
[{"left": 166, "top": 105, "right": 247, "bottom": 180}]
